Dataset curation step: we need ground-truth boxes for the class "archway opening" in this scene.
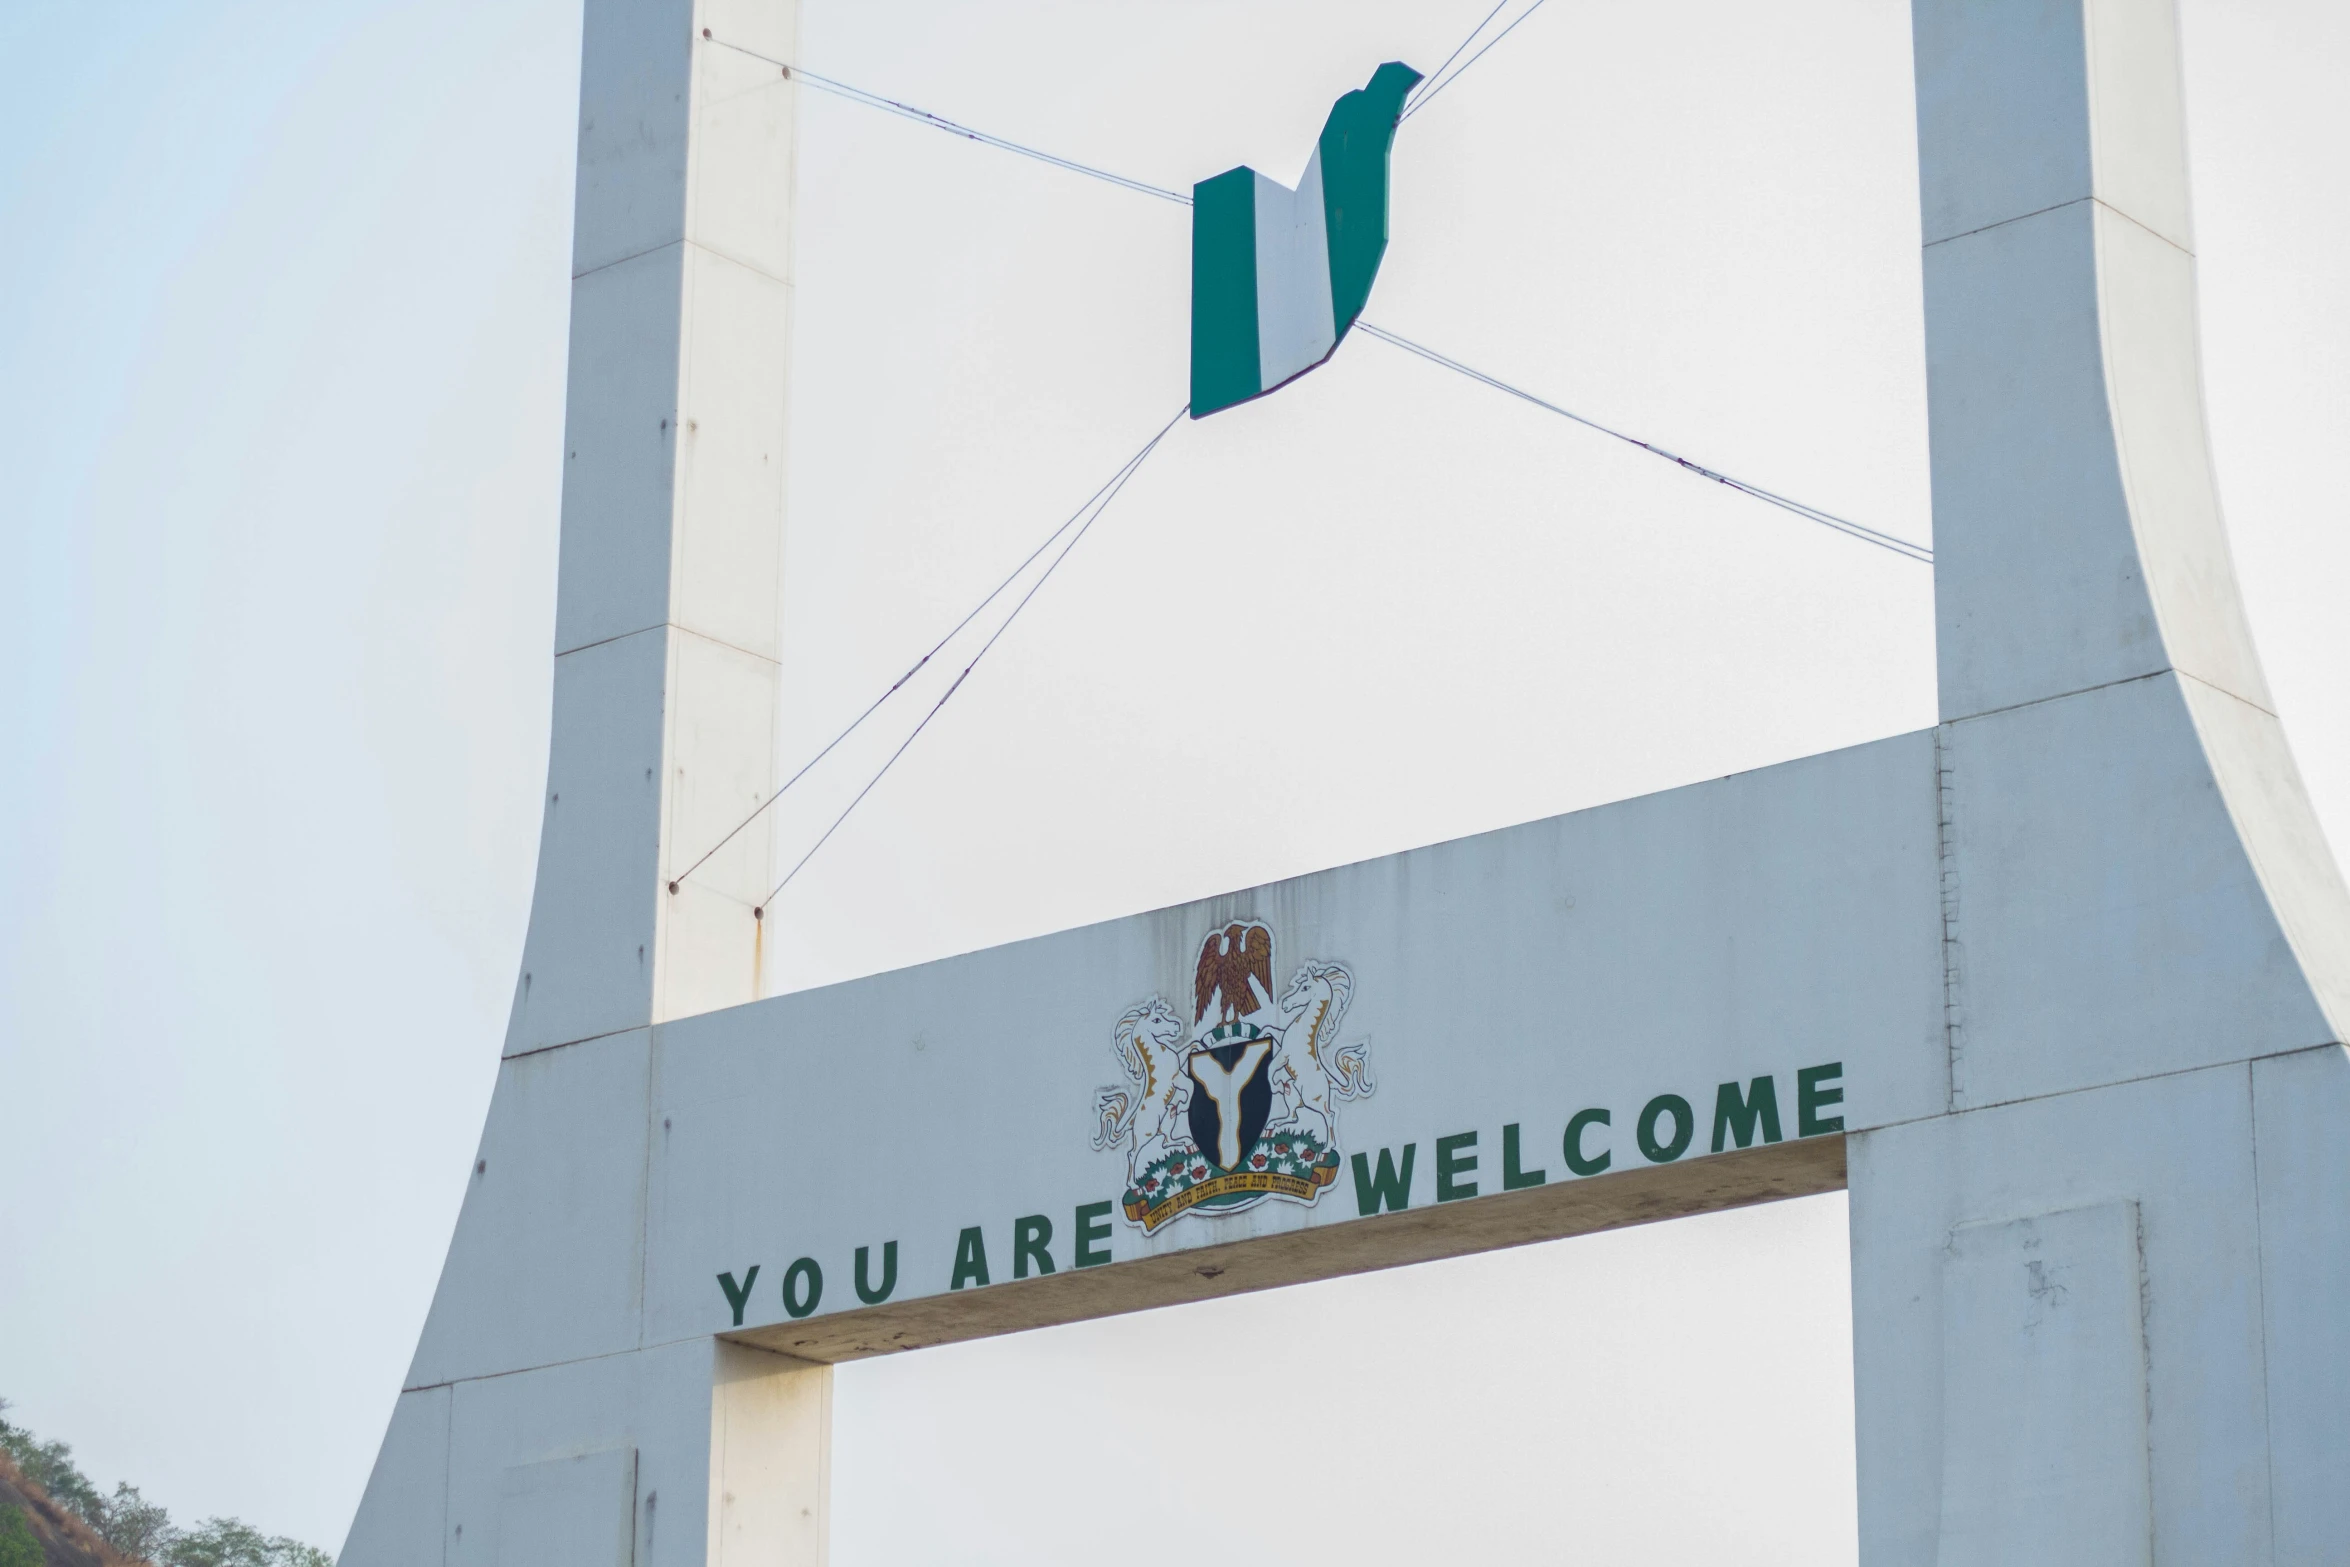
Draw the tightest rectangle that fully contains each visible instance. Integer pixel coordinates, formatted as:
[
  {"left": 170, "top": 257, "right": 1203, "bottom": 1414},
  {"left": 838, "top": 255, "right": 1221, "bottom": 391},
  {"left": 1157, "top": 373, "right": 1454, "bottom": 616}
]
[{"left": 829, "top": 1190, "right": 1856, "bottom": 1565}]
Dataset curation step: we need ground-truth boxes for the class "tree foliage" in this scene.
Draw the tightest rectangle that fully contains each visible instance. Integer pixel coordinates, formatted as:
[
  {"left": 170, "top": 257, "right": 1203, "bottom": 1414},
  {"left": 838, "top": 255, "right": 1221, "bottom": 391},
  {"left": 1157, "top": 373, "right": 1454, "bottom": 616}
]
[
  {"left": 0, "top": 1423, "right": 104, "bottom": 1518},
  {"left": 0, "top": 1506, "right": 43, "bottom": 1567},
  {"left": 101, "top": 1486, "right": 176, "bottom": 1561},
  {"left": 165, "top": 1519, "right": 332, "bottom": 1567},
  {"left": 0, "top": 1400, "right": 333, "bottom": 1566}
]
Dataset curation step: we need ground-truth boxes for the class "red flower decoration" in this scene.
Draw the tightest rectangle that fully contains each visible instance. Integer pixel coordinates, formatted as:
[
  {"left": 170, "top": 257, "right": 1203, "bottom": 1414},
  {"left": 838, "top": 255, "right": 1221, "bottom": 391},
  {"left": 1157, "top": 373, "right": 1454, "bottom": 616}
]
[
  {"left": 1251, "top": 1154, "right": 1267, "bottom": 1168},
  {"left": 1192, "top": 1166, "right": 1208, "bottom": 1179}
]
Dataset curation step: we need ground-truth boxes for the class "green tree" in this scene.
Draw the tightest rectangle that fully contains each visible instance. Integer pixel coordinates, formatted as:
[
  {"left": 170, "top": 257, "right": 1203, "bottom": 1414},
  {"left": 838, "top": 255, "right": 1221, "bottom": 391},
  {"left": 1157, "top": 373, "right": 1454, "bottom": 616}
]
[
  {"left": 0, "top": 1401, "right": 330, "bottom": 1567},
  {"left": 166, "top": 1518, "right": 330, "bottom": 1567},
  {"left": 0, "top": 1506, "right": 42, "bottom": 1567},
  {"left": 168, "top": 1518, "right": 270, "bottom": 1567},
  {"left": 0, "top": 1423, "right": 103, "bottom": 1518},
  {"left": 97, "top": 1482, "right": 177, "bottom": 1560}
]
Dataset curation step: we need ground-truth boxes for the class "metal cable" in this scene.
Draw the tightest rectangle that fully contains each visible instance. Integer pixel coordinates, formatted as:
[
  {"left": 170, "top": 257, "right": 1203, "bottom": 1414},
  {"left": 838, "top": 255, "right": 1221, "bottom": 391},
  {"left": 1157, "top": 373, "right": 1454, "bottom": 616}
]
[
  {"left": 755, "top": 405, "right": 1187, "bottom": 914},
  {"left": 1406, "top": 0, "right": 1511, "bottom": 113},
  {"left": 708, "top": 37, "right": 1191, "bottom": 205},
  {"left": 1357, "top": 322, "right": 1932, "bottom": 562},
  {"left": 668, "top": 411, "right": 1191, "bottom": 896},
  {"left": 1400, "top": 0, "right": 1554, "bottom": 122}
]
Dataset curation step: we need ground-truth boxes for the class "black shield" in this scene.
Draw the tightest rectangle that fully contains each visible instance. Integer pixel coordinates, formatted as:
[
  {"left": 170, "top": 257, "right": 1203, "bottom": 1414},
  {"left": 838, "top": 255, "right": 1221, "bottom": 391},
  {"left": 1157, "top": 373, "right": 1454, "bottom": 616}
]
[{"left": 1186, "top": 1040, "right": 1273, "bottom": 1172}]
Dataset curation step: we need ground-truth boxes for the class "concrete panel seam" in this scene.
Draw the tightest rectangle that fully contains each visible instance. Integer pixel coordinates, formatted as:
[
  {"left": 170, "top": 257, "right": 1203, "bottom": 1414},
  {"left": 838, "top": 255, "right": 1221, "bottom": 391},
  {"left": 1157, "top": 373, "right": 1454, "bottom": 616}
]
[
  {"left": 573, "top": 236, "right": 687, "bottom": 285},
  {"left": 1923, "top": 195, "right": 2092, "bottom": 251},
  {"left": 1936, "top": 724, "right": 1964, "bottom": 1112},
  {"left": 636, "top": 1036, "right": 660, "bottom": 1358},
  {"left": 1853, "top": 1047, "right": 2350, "bottom": 1139},
  {"left": 395, "top": 1330, "right": 814, "bottom": 1397},
  {"left": 399, "top": 1339, "right": 662, "bottom": 1396},
  {"left": 437, "top": 1386, "right": 452, "bottom": 1567},
  {"left": 554, "top": 621, "right": 786, "bottom": 667},
  {"left": 2089, "top": 195, "right": 2194, "bottom": 259},
  {"left": 1921, "top": 1053, "right": 2272, "bottom": 1122},
  {"left": 502, "top": 1023, "right": 646, "bottom": 1063},
  {"left": 1922, "top": 195, "right": 2193, "bottom": 259},
  {"left": 2175, "top": 667, "right": 2281, "bottom": 726},
  {"left": 555, "top": 622, "right": 670, "bottom": 661},
  {"left": 2243, "top": 1058, "right": 2283, "bottom": 1554},
  {"left": 1943, "top": 667, "right": 2170, "bottom": 729},
  {"left": 682, "top": 233, "right": 794, "bottom": 291},
  {"left": 2133, "top": 1201, "right": 2157, "bottom": 1554},
  {"left": 669, "top": 620, "right": 784, "bottom": 670},
  {"left": 2246, "top": 1041, "right": 2350, "bottom": 1067},
  {"left": 1843, "top": 1108, "right": 1951, "bottom": 1138}
]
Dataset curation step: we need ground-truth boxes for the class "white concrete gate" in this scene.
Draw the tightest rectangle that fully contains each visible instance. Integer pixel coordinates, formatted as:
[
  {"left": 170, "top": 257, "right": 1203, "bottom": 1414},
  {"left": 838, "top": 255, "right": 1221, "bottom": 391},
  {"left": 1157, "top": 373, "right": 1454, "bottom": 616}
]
[{"left": 343, "top": 1, "right": 2350, "bottom": 1561}]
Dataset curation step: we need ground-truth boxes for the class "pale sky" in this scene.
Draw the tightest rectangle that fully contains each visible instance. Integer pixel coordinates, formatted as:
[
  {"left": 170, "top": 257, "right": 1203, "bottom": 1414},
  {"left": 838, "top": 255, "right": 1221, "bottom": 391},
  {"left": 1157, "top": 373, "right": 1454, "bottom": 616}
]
[{"left": 1, "top": 0, "right": 2344, "bottom": 1556}]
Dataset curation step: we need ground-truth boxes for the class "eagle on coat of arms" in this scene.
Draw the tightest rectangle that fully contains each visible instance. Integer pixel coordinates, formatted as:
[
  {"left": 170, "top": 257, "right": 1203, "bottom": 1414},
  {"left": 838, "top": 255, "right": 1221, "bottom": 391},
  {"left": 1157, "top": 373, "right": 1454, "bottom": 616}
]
[{"left": 1091, "top": 920, "right": 1373, "bottom": 1233}]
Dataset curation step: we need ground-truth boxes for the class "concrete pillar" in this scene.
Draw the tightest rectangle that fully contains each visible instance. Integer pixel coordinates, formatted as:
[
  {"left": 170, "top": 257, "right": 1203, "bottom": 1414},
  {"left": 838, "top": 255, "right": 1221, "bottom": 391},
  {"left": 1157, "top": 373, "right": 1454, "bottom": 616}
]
[
  {"left": 344, "top": 1336, "right": 830, "bottom": 1567},
  {"left": 344, "top": 2, "right": 2350, "bottom": 1561},
  {"left": 1853, "top": 0, "right": 2350, "bottom": 1559},
  {"left": 511, "top": 0, "right": 800, "bottom": 1052},
  {"left": 341, "top": 3, "right": 825, "bottom": 1561},
  {"left": 709, "top": 1345, "right": 832, "bottom": 1565}
]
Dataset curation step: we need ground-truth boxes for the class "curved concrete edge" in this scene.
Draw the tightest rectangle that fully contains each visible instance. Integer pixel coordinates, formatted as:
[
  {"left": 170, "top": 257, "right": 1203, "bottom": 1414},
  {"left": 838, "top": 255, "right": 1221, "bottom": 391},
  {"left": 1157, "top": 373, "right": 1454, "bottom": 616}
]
[
  {"left": 342, "top": 0, "right": 2350, "bottom": 1560},
  {"left": 1918, "top": 0, "right": 2350, "bottom": 1062},
  {"left": 2180, "top": 677, "right": 2350, "bottom": 1043}
]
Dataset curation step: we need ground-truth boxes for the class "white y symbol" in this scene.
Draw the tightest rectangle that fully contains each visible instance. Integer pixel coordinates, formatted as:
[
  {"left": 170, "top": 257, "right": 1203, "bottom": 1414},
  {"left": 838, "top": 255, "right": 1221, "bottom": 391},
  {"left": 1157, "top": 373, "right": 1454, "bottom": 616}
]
[{"left": 1188, "top": 1040, "right": 1273, "bottom": 1169}]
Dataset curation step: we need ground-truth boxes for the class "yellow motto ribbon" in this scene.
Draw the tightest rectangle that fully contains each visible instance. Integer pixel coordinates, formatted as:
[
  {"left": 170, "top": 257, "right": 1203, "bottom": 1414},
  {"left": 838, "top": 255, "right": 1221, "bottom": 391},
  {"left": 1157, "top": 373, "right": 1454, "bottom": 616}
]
[{"left": 1128, "top": 1161, "right": 1340, "bottom": 1233}]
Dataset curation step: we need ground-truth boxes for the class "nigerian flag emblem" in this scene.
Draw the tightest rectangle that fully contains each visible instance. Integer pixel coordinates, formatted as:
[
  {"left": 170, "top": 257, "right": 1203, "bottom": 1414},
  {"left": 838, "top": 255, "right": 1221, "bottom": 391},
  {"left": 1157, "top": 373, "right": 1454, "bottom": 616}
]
[{"left": 1189, "top": 62, "right": 1420, "bottom": 418}]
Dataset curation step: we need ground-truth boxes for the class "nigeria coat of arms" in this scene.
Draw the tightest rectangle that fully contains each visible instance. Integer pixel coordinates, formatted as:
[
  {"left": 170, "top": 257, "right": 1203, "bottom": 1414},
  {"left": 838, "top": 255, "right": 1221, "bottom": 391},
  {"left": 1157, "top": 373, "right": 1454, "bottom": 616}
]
[{"left": 1091, "top": 921, "right": 1374, "bottom": 1233}]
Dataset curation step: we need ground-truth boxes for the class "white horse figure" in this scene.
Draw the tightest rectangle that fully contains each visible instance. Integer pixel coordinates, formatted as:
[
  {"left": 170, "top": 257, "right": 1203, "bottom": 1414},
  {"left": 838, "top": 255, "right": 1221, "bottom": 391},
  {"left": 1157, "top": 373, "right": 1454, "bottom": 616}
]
[
  {"left": 1268, "top": 960, "right": 1360, "bottom": 1146},
  {"left": 1092, "top": 996, "right": 1195, "bottom": 1178}
]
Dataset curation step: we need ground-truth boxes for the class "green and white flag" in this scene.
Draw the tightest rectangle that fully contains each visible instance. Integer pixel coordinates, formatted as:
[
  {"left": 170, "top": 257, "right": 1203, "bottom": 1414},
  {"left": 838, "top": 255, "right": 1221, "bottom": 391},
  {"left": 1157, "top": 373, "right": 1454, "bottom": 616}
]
[{"left": 1190, "top": 62, "right": 1420, "bottom": 418}]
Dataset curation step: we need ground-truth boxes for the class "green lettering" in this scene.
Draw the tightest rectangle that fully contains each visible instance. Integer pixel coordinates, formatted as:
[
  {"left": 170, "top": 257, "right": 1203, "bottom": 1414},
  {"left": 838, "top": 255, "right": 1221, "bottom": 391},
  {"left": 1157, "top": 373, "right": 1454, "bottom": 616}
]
[
  {"left": 1564, "top": 1108, "right": 1612, "bottom": 1175},
  {"left": 716, "top": 1265, "right": 760, "bottom": 1327},
  {"left": 1436, "top": 1131, "right": 1480, "bottom": 1201},
  {"left": 1798, "top": 1061, "right": 1846, "bottom": 1135},
  {"left": 1014, "top": 1213, "right": 1056, "bottom": 1279},
  {"left": 1501, "top": 1122, "right": 1546, "bottom": 1190},
  {"left": 1637, "top": 1094, "right": 1694, "bottom": 1163},
  {"left": 1351, "top": 1143, "right": 1417, "bottom": 1214},
  {"left": 854, "top": 1242, "right": 898, "bottom": 1305},
  {"left": 782, "top": 1256, "right": 822, "bottom": 1319},
  {"left": 1073, "top": 1201, "right": 1114, "bottom": 1268},
  {"left": 1711, "top": 1075, "right": 1784, "bottom": 1152},
  {"left": 950, "top": 1225, "right": 991, "bottom": 1289}
]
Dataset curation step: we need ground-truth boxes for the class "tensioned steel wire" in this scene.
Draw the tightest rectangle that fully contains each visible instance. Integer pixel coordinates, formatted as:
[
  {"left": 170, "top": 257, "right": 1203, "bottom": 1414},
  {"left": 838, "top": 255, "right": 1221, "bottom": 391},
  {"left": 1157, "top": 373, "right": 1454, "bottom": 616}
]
[
  {"left": 1356, "top": 323, "right": 1933, "bottom": 562},
  {"left": 729, "top": 14, "right": 1916, "bottom": 559},
  {"left": 706, "top": 37, "right": 1192, "bottom": 205},
  {"left": 675, "top": 10, "right": 1925, "bottom": 900},
  {"left": 1408, "top": 0, "right": 1511, "bottom": 108},
  {"left": 1400, "top": 0, "right": 1553, "bottom": 122},
  {"left": 749, "top": 405, "right": 1186, "bottom": 913},
  {"left": 716, "top": 0, "right": 1546, "bottom": 202},
  {"left": 668, "top": 407, "right": 1186, "bottom": 903}
]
